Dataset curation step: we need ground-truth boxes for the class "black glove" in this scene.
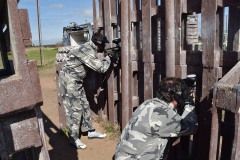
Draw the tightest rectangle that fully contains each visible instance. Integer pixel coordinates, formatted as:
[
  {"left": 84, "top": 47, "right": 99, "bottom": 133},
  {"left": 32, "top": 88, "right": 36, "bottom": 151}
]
[
  {"left": 108, "top": 51, "right": 119, "bottom": 64},
  {"left": 173, "top": 92, "right": 185, "bottom": 115}
]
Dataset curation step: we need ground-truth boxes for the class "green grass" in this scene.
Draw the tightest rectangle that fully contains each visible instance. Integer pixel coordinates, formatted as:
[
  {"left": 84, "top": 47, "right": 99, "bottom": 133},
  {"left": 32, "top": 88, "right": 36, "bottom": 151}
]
[
  {"left": 95, "top": 117, "right": 120, "bottom": 140},
  {"left": 26, "top": 47, "right": 58, "bottom": 70},
  {"left": 0, "top": 47, "right": 57, "bottom": 70}
]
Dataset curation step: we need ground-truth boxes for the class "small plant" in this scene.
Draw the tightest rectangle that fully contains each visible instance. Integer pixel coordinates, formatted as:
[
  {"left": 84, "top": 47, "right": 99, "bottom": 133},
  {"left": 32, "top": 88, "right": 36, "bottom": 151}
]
[
  {"left": 94, "top": 117, "right": 120, "bottom": 140},
  {"left": 104, "top": 124, "right": 115, "bottom": 132},
  {"left": 103, "top": 122, "right": 120, "bottom": 140}
]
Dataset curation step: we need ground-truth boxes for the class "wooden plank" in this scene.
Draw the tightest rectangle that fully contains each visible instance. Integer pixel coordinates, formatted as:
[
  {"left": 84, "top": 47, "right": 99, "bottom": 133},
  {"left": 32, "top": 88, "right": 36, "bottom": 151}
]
[
  {"left": 28, "top": 60, "right": 43, "bottom": 106},
  {"left": 143, "top": 63, "right": 154, "bottom": 100},
  {"left": 104, "top": 0, "right": 115, "bottom": 124},
  {"left": 35, "top": 107, "right": 50, "bottom": 160},
  {"left": 121, "top": 0, "right": 132, "bottom": 128},
  {"left": 176, "top": 17, "right": 189, "bottom": 154},
  {"left": 176, "top": 65, "right": 187, "bottom": 79},
  {"left": 234, "top": 85, "right": 240, "bottom": 159},
  {"left": 92, "top": 0, "right": 97, "bottom": 32},
  {"left": 165, "top": 0, "right": 175, "bottom": 77},
  {"left": 218, "top": 61, "right": 240, "bottom": 84},
  {"left": 175, "top": 0, "right": 182, "bottom": 65},
  {"left": 227, "top": 6, "right": 240, "bottom": 52},
  {"left": 131, "top": 0, "right": 141, "bottom": 114},
  {"left": 112, "top": 0, "right": 120, "bottom": 123},
  {"left": 98, "top": 0, "right": 103, "bottom": 28},
  {"left": 110, "top": 0, "right": 117, "bottom": 25},
  {"left": 215, "top": 84, "right": 237, "bottom": 112},
  {"left": 142, "top": 0, "right": 153, "bottom": 63},
  {"left": 182, "top": 0, "right": 187, "bottom": 13},
  {"left": 199, "top": 0, "right": 220, "bottom": 159},
  {"left": 209, "top": 87, "right": 220, "bottom": 160},
  {"left": 142, "top": 0, "right": 154, "bottom": 100},
  {"left": 55, "top": 62, "right": 66, "bottom": 130}
]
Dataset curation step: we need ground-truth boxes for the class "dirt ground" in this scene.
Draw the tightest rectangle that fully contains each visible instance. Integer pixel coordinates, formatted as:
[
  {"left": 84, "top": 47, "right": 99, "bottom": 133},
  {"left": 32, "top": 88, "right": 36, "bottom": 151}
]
[{"left": 39, "top": 67, "right": 118, "bottom": 160}]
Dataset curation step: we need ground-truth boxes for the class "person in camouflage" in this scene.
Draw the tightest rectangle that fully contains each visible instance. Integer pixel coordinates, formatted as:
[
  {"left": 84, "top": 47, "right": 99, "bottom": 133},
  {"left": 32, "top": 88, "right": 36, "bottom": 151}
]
[
  {"left": 58, "top": 31, "right": 118, "bottom": 149},
  {"left": 114, "top": 77, "right": 198, "bottom": 160}
]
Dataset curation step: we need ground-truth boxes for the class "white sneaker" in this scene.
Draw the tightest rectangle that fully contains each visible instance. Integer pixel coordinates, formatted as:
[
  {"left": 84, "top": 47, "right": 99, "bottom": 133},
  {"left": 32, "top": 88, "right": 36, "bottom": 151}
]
[
  {"left": 88, "top": 130, "right": 107, "bottom": 139},
  {"left": 70, "top": 139, "right": 87, "bottom": 149}
]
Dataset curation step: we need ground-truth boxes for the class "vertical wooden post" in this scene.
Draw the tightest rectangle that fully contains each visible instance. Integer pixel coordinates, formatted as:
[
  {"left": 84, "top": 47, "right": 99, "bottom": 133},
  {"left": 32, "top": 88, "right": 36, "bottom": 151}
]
[
  {"left": 209, "top": 86, "right": 220, "bottom": 160},
  {"left": 103, "top": 0, "right": 114, "bottom": 124},
  {"left": 93, "top": 0, "right": 97, "bottom": 32},
  {"left": 130, "top": 0, "right": 141, "bottom": 115},
  {"left": 199, "top": 0, "right": 220, "bottom": 159},
  {"left": 175, "top": 0, "right": 187, "bottom": 79},
  {"left": 121, "top": 0, "right": 131, "bottom": 128},
  {"left": 142, "top": 0, "right": 154, "bottom": 100},
  {"left": 165, "top": 0, "right": 175, "bottom": 77}
]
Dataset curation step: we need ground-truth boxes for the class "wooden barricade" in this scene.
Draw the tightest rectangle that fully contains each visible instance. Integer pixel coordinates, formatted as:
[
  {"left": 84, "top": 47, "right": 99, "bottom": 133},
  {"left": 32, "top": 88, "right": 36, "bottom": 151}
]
[
  {"left": 0, "top": 0, "right": 49, "bottom": 159},
  {"left": 91, "top": 0, "right": 240, "bottom": 159},
  {"left": 210, "top": 61, "right": 240, "bottom": 160}
]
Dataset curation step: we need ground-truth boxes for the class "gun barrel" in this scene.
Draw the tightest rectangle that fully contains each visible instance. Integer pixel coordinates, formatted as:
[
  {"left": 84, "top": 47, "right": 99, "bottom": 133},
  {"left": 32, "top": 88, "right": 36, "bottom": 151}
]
[{"left": 105, "top": 46, "right": 120, "bottom": 51}]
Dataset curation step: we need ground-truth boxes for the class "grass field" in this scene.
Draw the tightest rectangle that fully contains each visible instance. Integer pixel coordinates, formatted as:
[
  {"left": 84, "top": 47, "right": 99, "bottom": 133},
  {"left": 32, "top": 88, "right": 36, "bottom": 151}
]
[
  {"left": 0, "top": 47, "right": 57, "bottom": 70},
  {"left": 26, "top": 47, "right": 58, "bottom": 69}
]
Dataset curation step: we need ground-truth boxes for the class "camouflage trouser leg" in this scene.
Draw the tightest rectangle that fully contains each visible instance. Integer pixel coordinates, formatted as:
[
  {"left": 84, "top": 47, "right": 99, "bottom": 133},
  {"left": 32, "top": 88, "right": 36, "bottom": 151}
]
[
  {"left": 59, "top": 72, "right": 94, "bottom": 140},
  {"left": 114, "top": 152, "right": 137, "bottom": 160},
  {"left": 115, "top": 139, "right": 168, "bottom": 160}
]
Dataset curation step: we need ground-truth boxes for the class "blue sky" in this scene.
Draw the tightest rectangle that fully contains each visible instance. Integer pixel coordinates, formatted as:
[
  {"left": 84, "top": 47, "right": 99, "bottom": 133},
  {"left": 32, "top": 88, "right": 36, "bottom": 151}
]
[
  {"left": 18, "top": 1, "right": 229, "bottom": 45},
  {"left": 18, "top": 0, "right": 93, "bottom": 45}
]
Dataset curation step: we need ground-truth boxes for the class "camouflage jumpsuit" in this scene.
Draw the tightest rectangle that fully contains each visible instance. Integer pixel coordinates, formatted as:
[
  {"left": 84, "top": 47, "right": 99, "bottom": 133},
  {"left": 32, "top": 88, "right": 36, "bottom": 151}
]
[
  {"left": 115, "top": 98, "right": 198, "bottom": 160},
  {"left": 58, "top": 41, "right": 111, "bottom": 140}
]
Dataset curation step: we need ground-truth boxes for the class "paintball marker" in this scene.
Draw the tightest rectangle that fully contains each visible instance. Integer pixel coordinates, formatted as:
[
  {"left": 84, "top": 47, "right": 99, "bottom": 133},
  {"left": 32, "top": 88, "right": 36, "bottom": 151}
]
[
  {"left": 182, "top": 74, "right": 197, "bottom": 105},
  {"left": 104, "top": 38, "right": 121, "bottom": 64},
  {"left": 104, "top": 38, "right": 121, "bottom": 54}
]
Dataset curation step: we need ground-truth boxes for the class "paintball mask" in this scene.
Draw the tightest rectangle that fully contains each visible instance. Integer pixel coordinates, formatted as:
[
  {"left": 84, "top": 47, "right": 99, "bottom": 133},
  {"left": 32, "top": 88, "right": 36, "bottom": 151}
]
[
  {"left": 176, "top": 74, "right": 196, "bottom": 114},
  {"left": 91, "top": 31, "right": 109, "bottom": 52},
  {"left": 157, "top": 77, "right": 182, "bottom": 104},
  {"left": 181, "top": 74, "right": 196, "bottom": 103}
]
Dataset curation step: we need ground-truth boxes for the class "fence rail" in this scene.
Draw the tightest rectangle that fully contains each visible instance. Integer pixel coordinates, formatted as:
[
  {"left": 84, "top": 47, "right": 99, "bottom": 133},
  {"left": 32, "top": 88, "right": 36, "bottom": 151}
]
[{"left": 90, "top": 0, "right": 240, "bottom": 159}]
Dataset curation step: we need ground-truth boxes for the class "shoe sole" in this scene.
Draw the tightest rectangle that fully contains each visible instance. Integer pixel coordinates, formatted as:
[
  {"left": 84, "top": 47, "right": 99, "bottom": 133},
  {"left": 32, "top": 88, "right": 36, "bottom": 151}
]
[{"left": 88, "top": 136, "right": 107, "bottom": 139}]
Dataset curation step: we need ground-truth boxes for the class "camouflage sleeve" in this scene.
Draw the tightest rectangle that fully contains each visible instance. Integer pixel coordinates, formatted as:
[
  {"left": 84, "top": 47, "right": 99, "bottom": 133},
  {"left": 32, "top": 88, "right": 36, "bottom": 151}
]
[
  {"left": 71, "top": 46, "right": 112, "bottom": 73},
  {"left": 80, "top": 54, "right": 111, "bottom": 73},
  {"left": 150, "top": 103, "right": 198, "bottom": 137}
]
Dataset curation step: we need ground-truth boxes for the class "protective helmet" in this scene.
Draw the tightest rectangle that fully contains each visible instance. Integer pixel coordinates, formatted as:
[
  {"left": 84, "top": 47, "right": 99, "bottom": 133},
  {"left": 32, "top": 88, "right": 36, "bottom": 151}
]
[
  {"left": 157, "top": 77, "right": 183, "bottom": 103},
  {"left": 91, "top": 31, "right": 109, "bottom": 47}
]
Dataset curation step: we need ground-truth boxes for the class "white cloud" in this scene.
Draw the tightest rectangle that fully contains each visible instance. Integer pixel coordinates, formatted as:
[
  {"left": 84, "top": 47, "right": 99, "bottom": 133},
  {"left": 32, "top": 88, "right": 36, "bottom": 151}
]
[
  {"left": 50, "top": 4, "right": 64, "bottom": 9},
  {"left": 84, "top": 9, "right": 93, "bottom": 17}
]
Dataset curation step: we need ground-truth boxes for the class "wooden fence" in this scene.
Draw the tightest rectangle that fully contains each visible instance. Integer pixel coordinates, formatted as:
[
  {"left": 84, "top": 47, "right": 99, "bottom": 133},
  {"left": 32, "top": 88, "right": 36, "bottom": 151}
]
[{"left": 89, "top": 0, "right": 240, "bottom": 159}]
